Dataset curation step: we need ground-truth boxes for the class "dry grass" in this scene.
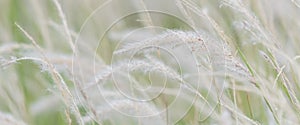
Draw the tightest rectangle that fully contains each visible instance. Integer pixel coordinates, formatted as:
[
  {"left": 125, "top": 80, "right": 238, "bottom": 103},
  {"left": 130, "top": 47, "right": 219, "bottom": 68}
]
[{"left": 1, "top": 0, "right": 300, "bottom": 125}]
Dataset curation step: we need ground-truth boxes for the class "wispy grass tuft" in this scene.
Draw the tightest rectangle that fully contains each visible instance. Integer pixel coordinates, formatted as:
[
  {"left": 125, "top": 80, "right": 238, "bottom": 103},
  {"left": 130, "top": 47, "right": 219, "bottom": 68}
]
[{"left": 1, "top": 0, "right": 300, "bottom": 125}]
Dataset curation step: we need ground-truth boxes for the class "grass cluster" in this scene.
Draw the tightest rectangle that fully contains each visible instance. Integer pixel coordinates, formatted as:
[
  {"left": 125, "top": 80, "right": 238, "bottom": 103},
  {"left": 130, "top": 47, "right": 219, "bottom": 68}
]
[{"left": 1, "top": 0, "right": 300, "bottom": 125}]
